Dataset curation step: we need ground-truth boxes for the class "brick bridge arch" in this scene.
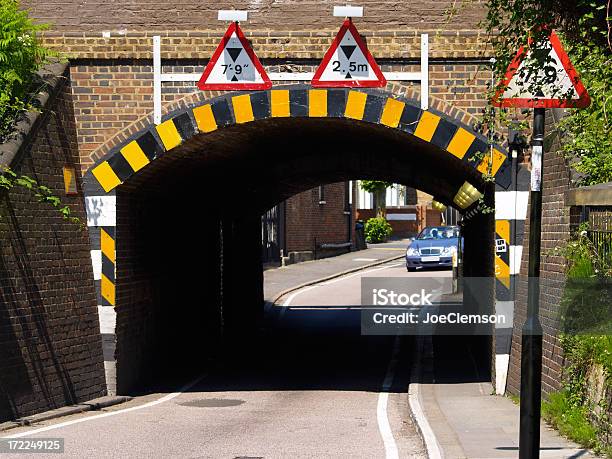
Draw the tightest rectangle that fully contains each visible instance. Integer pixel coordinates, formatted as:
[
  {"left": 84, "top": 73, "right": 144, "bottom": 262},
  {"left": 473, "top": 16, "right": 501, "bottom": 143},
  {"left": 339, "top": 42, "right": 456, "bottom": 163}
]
[
  {"left": 83, "top": 85, "right": 513, "bottom": 196},
  {"left": 80, "top": 85, "right": 529, "bottom": 395},
  {"left": 85, "top": 84, "right": 484, "bottom": 171}
]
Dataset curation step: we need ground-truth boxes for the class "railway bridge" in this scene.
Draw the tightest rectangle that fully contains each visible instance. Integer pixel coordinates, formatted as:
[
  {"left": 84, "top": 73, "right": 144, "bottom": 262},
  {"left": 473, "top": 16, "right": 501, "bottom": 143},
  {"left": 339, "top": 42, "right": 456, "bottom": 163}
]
[{"left": 1, "top": 1, "right": 565, "bottom": 423}]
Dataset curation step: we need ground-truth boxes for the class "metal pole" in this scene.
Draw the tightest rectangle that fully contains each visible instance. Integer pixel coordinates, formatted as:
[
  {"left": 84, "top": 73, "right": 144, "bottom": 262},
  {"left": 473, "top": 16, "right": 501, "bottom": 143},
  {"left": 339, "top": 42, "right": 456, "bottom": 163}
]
[
  {"left": 420, "top": 34, "right": 429, "bottom": 110},
  {"left": 153, "top": 36, "right": 162, "bottom": 125},
  {"left": 519, "top": 107, "right": 545, "bottom": 459}
]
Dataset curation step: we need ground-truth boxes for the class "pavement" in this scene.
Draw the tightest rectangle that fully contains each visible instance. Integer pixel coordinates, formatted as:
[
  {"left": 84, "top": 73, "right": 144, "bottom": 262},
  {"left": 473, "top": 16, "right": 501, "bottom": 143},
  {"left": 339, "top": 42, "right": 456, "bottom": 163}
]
[
  {"left": 418, "top": 334, "right": 596, "bottom": 458},
  {"left": 0, "top": 396, "right": 132, "bottom": 432}
]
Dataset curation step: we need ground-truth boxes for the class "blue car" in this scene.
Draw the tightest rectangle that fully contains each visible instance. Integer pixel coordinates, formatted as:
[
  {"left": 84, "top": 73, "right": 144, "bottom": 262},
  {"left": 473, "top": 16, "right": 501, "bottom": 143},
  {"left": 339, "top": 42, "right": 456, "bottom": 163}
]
[{"left": 406, "top": 226, "right": 461, "bottom": 271}]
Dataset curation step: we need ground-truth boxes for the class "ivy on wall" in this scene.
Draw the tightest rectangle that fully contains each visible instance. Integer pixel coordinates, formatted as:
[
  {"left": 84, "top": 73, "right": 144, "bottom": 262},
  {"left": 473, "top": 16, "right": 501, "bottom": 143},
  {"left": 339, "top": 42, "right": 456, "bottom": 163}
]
[{"left": 0, "top": 1, "right": 77, "bottom": 224}]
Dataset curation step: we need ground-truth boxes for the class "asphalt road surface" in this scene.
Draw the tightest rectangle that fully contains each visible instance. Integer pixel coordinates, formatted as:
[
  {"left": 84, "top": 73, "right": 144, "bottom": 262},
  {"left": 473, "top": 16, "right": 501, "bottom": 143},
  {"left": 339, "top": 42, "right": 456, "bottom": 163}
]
[{"left": 2, "top": 262, "right": 445, "bottom": 458}]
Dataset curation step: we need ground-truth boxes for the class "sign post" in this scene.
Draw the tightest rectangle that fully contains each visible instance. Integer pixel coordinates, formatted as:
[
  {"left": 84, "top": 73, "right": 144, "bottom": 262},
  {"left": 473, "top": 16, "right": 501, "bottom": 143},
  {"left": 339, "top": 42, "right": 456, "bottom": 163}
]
[{"left": 492, "top": 29, "right": 589, "bottom": 459}]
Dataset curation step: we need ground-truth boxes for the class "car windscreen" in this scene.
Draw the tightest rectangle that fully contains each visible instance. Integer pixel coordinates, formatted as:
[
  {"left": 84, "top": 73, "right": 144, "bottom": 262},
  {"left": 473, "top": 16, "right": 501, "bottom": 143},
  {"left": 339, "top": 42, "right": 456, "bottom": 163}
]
[{"left": 417, "top": 227, "right": 459, "bottom": 240}]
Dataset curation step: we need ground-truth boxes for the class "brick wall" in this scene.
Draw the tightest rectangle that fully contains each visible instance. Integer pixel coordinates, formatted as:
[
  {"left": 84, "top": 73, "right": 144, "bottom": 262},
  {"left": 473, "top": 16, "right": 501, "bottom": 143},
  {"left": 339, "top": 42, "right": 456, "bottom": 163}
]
[
  {"left": 69, "top": 64, "right": 154, "bottom": 173},
  {"left": 0, "top": 73, "right": 106, "bottom": 421},
  {"left": 356, "top": 208, "right": 421, "bottom": 237},
  {"left": 22, "top": 0, "right": 486, "bottom": 31},
  {"left": 506, "top": 111, "right": 572, "bottom": 397},
  {"left": 426, "top": 209, "right": 443, "bottom": 227},
  {"left": 285, "top": 182, "right": 349, "bottom": 254},
  {"left": 114, "top": 187, "right": 163, "bottom": 393}
]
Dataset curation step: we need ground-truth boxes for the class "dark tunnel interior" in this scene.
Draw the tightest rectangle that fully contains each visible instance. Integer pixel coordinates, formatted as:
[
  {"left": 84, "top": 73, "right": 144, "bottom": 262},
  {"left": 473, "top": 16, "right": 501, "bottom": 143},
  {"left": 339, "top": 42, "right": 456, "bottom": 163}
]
[{"left": 111, "top": 117, "right": 495, "bottom": 393}]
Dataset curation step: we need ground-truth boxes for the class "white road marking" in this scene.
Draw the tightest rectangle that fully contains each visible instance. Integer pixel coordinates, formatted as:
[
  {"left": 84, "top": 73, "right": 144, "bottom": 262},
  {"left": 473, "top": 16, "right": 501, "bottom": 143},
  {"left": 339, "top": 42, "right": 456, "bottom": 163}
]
[
  {"left": 353, "top": 257, "right": 379, "bottom": 261},
  {"left": 377, "top": 336, "right": 400, "bottom": 459},
  {"left": 279, "top": 262, "right": 404, "bottom": 458},
  {"left": 2, "top": 375, "right": 206, "bottom": 439},
  {"left": 408, "top": 336, "right": 443, "bottom": 459},
  {"left": 282, "top": 285, "right": 319, "bottom": 307}
]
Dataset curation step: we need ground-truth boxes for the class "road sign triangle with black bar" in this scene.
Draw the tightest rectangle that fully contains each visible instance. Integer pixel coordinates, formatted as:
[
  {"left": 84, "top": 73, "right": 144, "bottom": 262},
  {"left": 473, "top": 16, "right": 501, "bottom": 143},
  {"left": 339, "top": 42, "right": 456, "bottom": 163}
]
[
  {"left": 312, "top": 19, "right": 386, "bottom": 88},
  {"left": 197, "top": 22, "right": 271, "bottom": 91}
]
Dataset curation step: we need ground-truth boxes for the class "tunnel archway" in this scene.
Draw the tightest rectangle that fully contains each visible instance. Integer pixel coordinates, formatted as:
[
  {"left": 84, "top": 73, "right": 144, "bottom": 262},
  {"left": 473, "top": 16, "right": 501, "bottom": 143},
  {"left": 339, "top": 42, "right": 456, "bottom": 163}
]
[{"left": 81, "top": 86, "right": 528, "bottom": 394}]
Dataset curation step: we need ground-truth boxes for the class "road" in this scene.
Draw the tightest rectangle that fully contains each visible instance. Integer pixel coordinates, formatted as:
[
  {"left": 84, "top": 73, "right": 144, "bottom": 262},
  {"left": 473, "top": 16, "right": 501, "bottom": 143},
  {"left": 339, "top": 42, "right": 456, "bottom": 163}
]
[{"left": 2, "top": 262, "right": 443, "bottom": 458}]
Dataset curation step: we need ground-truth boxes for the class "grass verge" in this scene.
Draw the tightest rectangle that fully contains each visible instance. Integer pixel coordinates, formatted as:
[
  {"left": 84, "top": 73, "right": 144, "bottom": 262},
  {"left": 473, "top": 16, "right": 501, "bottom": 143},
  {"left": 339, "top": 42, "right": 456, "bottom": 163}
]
[{"left": 542, "top": 391, "right": 612, "bottom": 458}]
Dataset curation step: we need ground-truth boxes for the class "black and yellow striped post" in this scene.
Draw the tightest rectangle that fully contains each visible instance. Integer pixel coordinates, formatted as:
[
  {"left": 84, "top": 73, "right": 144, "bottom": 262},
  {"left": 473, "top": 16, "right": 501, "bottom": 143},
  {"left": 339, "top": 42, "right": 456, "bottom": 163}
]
[
  {"left": 100, "top": 226, "right": 116, "bottom": 307},
  {"left": 495, "top": 219, "right": 511, "bottom": 294}
]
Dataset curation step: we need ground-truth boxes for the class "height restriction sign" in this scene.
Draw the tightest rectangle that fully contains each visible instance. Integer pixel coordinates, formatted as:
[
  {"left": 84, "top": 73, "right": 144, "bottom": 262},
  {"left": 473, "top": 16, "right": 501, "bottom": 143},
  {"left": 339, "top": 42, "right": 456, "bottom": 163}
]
[
  {"left": 491, "top": 30, "right": 590, "bottom": 108},
  {"left": 197, "top": 21, "right": 272, "bottom": 91},
  {"left": 311, "top": 19, "right": 386, "bottom": 88}
]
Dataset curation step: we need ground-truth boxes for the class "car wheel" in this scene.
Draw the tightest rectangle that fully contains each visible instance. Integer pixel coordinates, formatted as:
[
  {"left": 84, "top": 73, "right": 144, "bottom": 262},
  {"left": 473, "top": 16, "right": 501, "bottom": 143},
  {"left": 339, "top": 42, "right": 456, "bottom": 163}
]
[{"left": 407, "top": 267, "right": 416, "bottom": 272}]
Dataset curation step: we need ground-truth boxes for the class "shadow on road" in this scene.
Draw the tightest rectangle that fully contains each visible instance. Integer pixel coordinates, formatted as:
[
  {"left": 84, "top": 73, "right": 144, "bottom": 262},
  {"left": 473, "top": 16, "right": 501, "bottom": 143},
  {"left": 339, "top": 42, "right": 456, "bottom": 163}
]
[{"left": 128, "top": 305, "right": 491, "bottom": 399}]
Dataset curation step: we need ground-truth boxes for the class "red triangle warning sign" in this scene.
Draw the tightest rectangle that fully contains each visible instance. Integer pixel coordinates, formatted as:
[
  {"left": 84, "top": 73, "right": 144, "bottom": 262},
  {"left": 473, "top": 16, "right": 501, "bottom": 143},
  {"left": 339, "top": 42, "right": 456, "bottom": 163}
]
[
  {"left": 197, "top": 22, "right": 272, "bottom": 91},
  {"left": 312, "top": 19, "right": 386, "bottom": 88},
  {"left": 492, "top": 30, "right": 590, "bottom": 108}
]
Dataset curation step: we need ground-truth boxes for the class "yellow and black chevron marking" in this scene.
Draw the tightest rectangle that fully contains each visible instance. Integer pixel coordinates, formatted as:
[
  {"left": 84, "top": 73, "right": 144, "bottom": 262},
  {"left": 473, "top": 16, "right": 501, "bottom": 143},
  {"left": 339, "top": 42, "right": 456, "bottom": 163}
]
[
  {"left": 100, "top": 226, "right": 116, "bottom": 307},
  {"left": 495, "top": 219, "right": 511, "bottom": 299},
  {"left": 87, "top": 87, "right": 511, "bottom": 194}
]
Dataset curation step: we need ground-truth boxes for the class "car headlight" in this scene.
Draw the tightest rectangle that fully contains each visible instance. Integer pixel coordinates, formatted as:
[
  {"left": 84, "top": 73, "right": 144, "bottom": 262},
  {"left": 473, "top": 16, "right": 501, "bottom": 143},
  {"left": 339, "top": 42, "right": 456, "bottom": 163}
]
[
  {"left": 407, "top": 247, "right": 419, "bottom": 256},
  {"left": 442, "top": 246, "right": 457, "bottom": 256}
]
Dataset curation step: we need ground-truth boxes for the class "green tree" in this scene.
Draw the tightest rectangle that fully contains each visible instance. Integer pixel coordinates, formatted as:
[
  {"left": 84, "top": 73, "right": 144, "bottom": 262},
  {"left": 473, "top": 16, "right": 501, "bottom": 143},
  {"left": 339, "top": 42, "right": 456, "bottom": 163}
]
[
  {"left": 480, "top": 0, "right": 612, "bottom": 186},
  {"left": 360, "top": 180, "right": 393, "bottom": 217},
  {"left": 0, "top": 1, "right": 77, "bottom": 224},
  {"left": 0, "top": 0, "right": 53, "bottom": 142}
]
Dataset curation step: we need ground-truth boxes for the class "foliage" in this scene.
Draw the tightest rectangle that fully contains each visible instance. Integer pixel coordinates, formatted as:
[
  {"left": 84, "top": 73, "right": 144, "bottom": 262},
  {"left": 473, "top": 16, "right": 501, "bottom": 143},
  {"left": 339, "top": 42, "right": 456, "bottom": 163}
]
[
  {"left": 0, "top": 3, "right": 77, "bottom": 225},
  {"left": 544, "top": 335, "right": 612, "bottom": 456},
  {"left": 359, "top": 180, "right": 393, "bottom": 194},
  {"left": 360, "top": 180, "right": 394, "bottom": 218},
  {"left": 480, "top": 0, "right": 612, "bottom": 186},
  {"left": 542, "top": 391, "right": 601, "bottom": 450},
  {"left": 557, "top": 38, "right": 612, "bottom": 186},
  {"left": 561, "top": 224, "right": 612, "bottom": 277},
  {"left": 364, "top": 217, "right": 392, "bottom": 244},
  {"left": 0, "top": 0, "right": 53, "bottom": 143},
  {"left": 545, "top": 224, "right": 612, "bottom": 455},
  {"left": 0, "top": 165, "right": 81, "bottom": 225}
]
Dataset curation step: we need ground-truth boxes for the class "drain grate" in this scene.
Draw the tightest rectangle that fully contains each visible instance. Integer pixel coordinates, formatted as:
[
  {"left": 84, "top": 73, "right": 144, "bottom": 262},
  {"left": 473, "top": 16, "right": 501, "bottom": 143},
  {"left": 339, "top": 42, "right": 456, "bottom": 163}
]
[{"left": 178, "top": 398, "right": 245, "bottom": 408}]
